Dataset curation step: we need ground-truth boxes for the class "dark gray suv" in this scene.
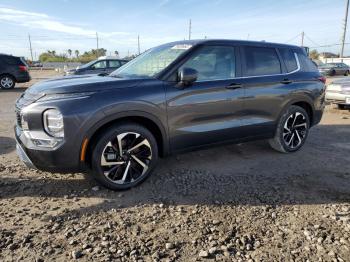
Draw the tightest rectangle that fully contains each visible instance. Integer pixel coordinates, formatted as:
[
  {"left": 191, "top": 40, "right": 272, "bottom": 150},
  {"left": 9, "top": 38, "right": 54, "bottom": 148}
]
[
  {"left": 0, "top": 54, "right": 31, "bottom": 89},
  {"left": 15, "top": 40, "right": 326, "bottom": 190}
]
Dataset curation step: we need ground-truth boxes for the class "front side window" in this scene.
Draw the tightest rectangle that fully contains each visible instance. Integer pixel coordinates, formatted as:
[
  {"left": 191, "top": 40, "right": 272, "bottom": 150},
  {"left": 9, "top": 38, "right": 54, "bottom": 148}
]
[
  {"left": 279, "top": 48, "right": 298, "bottom": 72},
  {"left": 112, "top": 44, "right": 192, "bottom": 78},
  {"left": 179, "top": 45, "right": 236, "bottom": 81},
  {"left": 91, "top": 61, "right": 107, "bottom": 69},
  {"left": 243, "top": 46, "right": 281, "bottom": 76}
]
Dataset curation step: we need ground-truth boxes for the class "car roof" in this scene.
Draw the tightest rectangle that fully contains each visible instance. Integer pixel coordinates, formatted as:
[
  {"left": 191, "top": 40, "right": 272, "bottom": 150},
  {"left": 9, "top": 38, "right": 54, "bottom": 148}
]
[
  {"left": 98, "top": 56, "right": 126, "bottom": 60},
  {"left": 160, "top": 39, "right": 302, "bottom": 50}
]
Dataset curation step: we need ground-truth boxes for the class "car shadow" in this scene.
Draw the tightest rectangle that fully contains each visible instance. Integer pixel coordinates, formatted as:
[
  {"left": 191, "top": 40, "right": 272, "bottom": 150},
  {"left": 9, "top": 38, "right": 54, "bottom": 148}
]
[
  {"left": 0, "top": 136, "right": 16, "bottom": 155},
  {"left": 0, "top": 124, "right": 350, "bottom": 218},
  {"left": 0, "top": 87, "right": 27, "bottom": 93}
]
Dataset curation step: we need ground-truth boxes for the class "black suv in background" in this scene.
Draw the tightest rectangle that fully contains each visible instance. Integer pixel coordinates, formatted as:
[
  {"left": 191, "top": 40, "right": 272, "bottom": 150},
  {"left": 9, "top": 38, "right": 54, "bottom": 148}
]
[
  {"left": 65, "top": 57, "right": 128, "bottom": 76},
  {"left": 0, "top": 54, "right": 31, "bottom": 89},
  {"left": 15, "top": 40, "right": 325, "bottom": 190}
]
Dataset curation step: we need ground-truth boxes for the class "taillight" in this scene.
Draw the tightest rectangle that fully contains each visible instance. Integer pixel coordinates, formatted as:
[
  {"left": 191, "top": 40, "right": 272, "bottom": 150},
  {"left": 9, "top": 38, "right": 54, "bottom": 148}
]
[
  {"left": 19, "top": 65, "right": 27, "bottom": 72},
  {"left": 318, "top": 76, "right": 326, "bottom": 84}
]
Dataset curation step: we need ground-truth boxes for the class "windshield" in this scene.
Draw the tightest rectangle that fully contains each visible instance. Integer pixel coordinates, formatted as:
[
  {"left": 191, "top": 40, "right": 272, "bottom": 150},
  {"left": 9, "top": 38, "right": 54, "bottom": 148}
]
[{"left": 111, "top": 44, "right": 193, "bottom": 78}]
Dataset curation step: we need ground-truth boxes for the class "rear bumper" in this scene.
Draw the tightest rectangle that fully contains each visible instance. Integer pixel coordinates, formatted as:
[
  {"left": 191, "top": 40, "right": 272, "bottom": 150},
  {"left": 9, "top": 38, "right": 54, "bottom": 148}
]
[{"left": 16, "top": 72, "right": 31, "bottom": 83}]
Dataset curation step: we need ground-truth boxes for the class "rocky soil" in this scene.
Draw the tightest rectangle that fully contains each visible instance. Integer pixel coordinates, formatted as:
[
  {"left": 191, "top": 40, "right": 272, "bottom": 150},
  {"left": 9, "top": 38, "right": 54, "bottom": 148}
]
[{"left": 0, "top": 73, "right": 349, "bottom": 261}]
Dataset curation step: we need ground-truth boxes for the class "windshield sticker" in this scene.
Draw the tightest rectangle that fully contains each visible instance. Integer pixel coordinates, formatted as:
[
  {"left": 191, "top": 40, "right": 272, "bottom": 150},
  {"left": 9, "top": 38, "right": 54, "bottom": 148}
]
[{"left": 171, "top": 44, "right": 192, "bottom": 50}]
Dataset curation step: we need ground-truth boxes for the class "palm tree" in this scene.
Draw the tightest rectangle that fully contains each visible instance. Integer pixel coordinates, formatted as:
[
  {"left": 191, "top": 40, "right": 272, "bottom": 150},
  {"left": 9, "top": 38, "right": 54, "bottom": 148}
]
[
  {"left": 75, "top": 50, "right": 79, "bottom": 58},
  {"left": 67, "top": 49, "right": 72, "bottom": 58}
]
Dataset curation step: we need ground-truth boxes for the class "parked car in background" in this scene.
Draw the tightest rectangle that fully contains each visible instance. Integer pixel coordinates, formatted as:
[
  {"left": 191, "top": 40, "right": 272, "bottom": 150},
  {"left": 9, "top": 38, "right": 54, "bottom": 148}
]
[
  {"left": 318, "top": 62, "right": 350, "bottom": 76},
  {"left": 326, "top": 78, "right": 350, "bottom": 109},
  {"left": 0, "top": 54, "right": 31, "bottom": 89},
  {"left": 15, "top": 39, "right": 325, "bottom": 190},
  {"left": 65, "top": 56, "right": 128, "bottom": 76}
]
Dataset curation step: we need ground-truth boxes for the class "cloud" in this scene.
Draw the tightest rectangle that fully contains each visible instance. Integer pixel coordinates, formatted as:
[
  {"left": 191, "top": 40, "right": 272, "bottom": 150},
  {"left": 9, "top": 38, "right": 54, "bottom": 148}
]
[{"left": 0, "top": 7, "right": 128, "bottom": 37}]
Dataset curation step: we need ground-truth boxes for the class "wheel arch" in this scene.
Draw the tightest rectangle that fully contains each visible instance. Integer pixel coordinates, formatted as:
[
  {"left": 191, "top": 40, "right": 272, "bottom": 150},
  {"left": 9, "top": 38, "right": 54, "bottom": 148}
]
[
  {"left": 83, "top": 111, "right": 169, "bottom": 167},
  {"left": 280, "top": 97, "right": 315, "bottom": 126}
]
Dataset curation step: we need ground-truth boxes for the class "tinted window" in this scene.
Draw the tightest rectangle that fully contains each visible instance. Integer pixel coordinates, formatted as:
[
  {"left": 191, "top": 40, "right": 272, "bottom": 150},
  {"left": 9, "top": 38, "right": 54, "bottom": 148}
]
[
  {"left": 2, "top": 56, "right": 21, "bottom": 65},
  {"left": 279, "top": 48, "right": 298, "bottom": 72},
  {"left": 109, "top": 60, "right": 121, "bottom": 68},
  {"left": 243, "top": 47, "right": 281, "bottom": 76},
  {"left": 179, "top": 45, "right": 236, "bottom": 81}
]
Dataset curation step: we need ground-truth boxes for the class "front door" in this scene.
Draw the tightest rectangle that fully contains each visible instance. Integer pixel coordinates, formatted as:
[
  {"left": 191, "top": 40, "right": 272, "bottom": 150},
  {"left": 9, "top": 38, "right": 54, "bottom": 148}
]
[{"left": 165, "top": 45, "right": 245, "bottom": 152}]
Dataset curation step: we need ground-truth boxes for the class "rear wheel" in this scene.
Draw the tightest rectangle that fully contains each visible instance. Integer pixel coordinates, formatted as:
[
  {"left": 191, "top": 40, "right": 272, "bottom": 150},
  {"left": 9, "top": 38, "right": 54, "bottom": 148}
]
[
  {"left": 0, "top": 75, "right": 15, "bottom": 89},
  {"left": 90, "top": 123, "right": 158, "bottom": 190},
  {"left": 345, "top": 70, "right": 349, "bottom": 76},
  {"left": 269, "top": 105, "right": 310, "bottom": 153}
]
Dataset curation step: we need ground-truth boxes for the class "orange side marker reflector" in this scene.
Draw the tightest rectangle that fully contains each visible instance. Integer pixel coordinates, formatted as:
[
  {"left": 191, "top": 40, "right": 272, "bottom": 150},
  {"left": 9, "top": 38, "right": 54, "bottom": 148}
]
[{"left": 80, "top": 138, "right": 89, "bottom": 161}]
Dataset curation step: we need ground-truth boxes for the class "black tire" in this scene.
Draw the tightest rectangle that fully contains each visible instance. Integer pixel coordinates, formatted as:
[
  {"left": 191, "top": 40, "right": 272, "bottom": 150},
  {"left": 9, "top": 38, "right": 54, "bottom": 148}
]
[
  {"left": 269, "top": 105, "right": 310, "bottom": 153},
  {"left": 337, "top": 104, "right": 346, "bottom": 110},
  {"left": 0, "top": 75, "right": 15, "bottom": 89},
  {"left": 345, "top": 70, "right": 349, "bottom": 76},
  {"left": 90, "top": 122, "right": 158, "bottom": 190}
]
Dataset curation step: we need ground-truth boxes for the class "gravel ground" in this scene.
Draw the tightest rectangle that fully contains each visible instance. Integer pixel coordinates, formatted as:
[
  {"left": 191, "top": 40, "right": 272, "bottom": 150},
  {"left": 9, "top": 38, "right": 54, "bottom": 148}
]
[{"left": 0, "top": 72, "right": 350, "bottom": 261}]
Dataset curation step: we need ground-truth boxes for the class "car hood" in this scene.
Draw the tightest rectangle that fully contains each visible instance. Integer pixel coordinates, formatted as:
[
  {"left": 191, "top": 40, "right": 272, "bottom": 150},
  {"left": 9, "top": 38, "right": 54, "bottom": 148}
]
[{"left": 25, "top": 74, "right": 146, "bottom": 96}]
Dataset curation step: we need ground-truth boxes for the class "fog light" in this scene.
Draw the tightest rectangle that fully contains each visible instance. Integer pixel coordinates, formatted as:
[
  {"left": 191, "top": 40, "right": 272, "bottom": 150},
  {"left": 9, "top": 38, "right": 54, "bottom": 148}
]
[{"left": 43, "top": 109, "right": 64, "bottom": 138}]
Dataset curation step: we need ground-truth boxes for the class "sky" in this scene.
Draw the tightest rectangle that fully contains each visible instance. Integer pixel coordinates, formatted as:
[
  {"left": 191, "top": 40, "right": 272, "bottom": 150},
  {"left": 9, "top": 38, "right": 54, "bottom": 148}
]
[{"left": 0, "top": 0, "right": 347, "bottom": 59}]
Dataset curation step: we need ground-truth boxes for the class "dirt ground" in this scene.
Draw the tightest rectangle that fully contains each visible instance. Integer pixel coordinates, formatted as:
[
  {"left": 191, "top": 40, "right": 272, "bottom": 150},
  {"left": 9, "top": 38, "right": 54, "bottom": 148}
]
[{"left": 0, "top": 71, "right": 350, "bottom": 261}]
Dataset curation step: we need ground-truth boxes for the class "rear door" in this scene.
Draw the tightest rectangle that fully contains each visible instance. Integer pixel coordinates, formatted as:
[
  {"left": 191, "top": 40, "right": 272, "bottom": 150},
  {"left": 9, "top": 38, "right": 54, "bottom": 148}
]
[
  {"left": 237, "top": 45, "right": 298, "bottom": 137},
  {"left": 107, "top": 60, "right": 121, "bottom": 73},
  {"left": 165, "top": 44, "right": 245, "bottom": 152}
]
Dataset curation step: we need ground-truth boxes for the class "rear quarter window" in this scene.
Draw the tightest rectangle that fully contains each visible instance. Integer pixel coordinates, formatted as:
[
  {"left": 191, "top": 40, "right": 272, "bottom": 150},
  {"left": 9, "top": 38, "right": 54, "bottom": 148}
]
[
  {"left": 279, "top": 48, "right": 298, "bottom": 72},
  {"left": 243, "top": 46, "right": 281, "bottom": 76},
  {"left": 296, "top": 50, "right": 318, "bottom": 72}
]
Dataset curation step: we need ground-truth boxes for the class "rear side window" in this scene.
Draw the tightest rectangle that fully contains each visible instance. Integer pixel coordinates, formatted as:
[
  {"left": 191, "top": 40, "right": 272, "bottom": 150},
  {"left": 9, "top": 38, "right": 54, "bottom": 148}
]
[
  {"left": 279, "top": 48, "right": 298, "bottom": 72},
  {"left": 243, "top": 47, "right": 281, "bottom": 76},
  {"left": 2, "top": 56, "right": 22, "bottom": 65},
  {"left": 109, "top": 60, "right": 121, "bottom": 68}
]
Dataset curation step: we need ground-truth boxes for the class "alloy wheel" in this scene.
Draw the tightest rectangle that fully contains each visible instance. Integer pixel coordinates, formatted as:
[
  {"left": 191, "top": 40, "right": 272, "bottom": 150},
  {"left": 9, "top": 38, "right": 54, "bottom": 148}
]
[
  {"left": 282, "top": 112, "right": 308, "bottom": 149},
  {"left": 0, "top": 77, "right": 14, "bottom": 89},
  {"left": 100, "top": 132, "right": 152, "bottom": 185}
]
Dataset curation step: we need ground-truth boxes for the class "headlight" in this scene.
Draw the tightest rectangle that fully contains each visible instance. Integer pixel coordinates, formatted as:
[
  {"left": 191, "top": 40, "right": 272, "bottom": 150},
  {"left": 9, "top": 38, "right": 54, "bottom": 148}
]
[
  {"left": 43, "top": 109, "right": 64, "bottom": 138},
  {"left": 38, "top": 92, "right": 94, "bottom": 102}
]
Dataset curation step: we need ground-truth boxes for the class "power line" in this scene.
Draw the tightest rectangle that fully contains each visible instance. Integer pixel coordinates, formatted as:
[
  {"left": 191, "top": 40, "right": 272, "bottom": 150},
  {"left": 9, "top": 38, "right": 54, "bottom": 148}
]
[{"left": 284, "top": 33, "right": 301, "bottom": 44}]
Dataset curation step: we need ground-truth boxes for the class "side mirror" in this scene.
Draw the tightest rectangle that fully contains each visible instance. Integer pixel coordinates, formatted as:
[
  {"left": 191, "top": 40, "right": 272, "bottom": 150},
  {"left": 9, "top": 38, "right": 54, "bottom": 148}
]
[{"left": 178, "top": 67, "right": 198, "bottom": 87}]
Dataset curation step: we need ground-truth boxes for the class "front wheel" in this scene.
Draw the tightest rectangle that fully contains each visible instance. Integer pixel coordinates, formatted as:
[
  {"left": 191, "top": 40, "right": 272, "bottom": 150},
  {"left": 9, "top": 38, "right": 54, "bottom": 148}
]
[
  {"left": 269, "top": 105, "right": 310, "bottom": 153},
  {"left": 90, "top": 123, "right": 158, "bottom": 190},
  {"left": 345, "top": 70, "right": 349, "bottom": 76}
]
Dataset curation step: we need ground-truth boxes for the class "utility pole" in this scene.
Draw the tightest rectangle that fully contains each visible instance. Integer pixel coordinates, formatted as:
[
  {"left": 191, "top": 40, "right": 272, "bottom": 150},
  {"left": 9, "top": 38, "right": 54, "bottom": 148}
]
[
  {"left": 301, "top": 31, "right": 305, "bottom": 47},
  {"left": 188, "top": 19, "right": 192, "bottom": 40},
  {"left": 340, "top": 0, "right": 349, "bottom": 58},
  {"left": 96, "top": 32, "right": 99, "bottom": 58},
  {"left": 28, "top": 34, "right": 33, "bottom": 62},
  {"left": 137, "top": 35, "right": 140, "bottom": 55}
]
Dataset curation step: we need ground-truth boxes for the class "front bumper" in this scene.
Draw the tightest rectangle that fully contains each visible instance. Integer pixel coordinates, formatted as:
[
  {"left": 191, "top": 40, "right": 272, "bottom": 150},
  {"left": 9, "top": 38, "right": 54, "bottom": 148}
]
[
  {"left": 16, "top": 141, "right": 36, "bottom": 169},
  {"left": 325, "top": 92, "right": 350, "bottom": 105}
]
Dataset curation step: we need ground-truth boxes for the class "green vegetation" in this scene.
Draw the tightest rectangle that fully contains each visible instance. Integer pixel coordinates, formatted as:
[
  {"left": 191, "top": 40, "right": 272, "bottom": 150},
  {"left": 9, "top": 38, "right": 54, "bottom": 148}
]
[
  {"left": 309, "top": 49, "right": 319, "bottom": 60},
  {"left": 39, "top": 48, "right": 108, "bottom": 63}
]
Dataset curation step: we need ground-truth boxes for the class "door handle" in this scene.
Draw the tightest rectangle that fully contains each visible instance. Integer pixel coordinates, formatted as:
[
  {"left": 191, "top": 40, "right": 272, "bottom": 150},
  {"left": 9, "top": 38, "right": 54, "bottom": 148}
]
[
  {"left": 281, "top": 79, "right": 292, "bottom": 84},
  {"left": 225, "top": 83, "right": 243, "bottom": 89}
]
